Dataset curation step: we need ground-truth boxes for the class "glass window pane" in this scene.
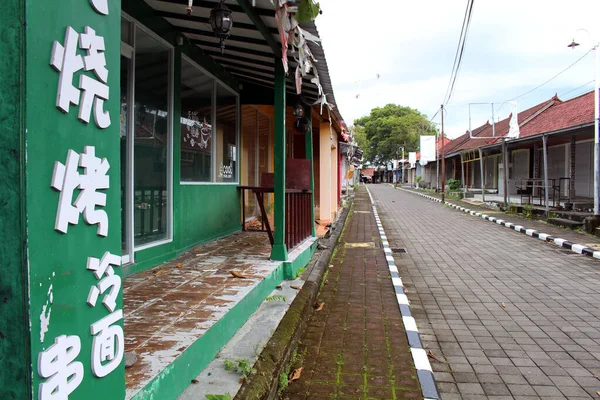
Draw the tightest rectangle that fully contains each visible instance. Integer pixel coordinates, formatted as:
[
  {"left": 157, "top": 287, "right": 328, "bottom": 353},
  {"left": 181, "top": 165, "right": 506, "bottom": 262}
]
[
  {"left": 133, "top": 28, "right": 170, "bottom": 247},
  {"left": 215, "top": 84, "right": 238, "bottom": 183},
  {"left": 180, "top": 59, "right": 214, "bottom": 182}
]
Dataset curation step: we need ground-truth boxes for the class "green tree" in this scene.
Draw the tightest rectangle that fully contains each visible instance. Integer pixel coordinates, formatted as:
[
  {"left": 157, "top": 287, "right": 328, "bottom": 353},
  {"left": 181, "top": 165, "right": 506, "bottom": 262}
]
[{"left": 354, "top": 104, "right": 437, "bottom": 164}]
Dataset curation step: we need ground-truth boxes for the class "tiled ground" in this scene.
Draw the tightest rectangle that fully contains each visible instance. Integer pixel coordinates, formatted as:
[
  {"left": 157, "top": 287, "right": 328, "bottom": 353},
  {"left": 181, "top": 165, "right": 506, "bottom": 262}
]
[
  {"left": 123, "top": 232, "right": 279, "bottom": 398},
  {"left": 281, "top": 188, "right": 421, "bottom": 400},
  {"left": 369, "top": 184, "right": 600, "bottom": 400}
]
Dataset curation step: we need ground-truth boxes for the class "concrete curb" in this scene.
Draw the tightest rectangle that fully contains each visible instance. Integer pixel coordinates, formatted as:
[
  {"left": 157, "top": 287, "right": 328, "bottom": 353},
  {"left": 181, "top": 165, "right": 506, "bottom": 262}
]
[
  {"left": 366, "top": 186, "right": 440, "bottom": 400},
  {"left": 399, "top": 188, "right": 600, "bottom": 261},
  {"left": 234, "top": 205, "right": 351, "bottom": 400}
]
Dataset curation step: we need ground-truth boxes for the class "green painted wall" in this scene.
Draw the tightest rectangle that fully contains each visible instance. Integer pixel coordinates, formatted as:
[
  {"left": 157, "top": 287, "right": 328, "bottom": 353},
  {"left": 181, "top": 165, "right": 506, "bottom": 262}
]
[
  {"left": 0, "top": 1, "right": 29, "bottom": 399},
  {"left": 25, "top": 0, "right": 124, "bottom": 399}
]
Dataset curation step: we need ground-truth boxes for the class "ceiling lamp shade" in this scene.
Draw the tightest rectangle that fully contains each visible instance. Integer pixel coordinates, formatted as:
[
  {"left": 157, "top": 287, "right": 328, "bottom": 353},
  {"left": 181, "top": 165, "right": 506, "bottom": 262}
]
[{"left": 210, "top": 0, "right": 233, "bottom": 54}]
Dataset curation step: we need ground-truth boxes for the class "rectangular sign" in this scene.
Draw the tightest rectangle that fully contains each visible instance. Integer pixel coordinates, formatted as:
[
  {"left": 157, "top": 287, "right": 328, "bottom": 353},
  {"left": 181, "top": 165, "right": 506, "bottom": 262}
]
[{"left": 26, "top": 1, "right": 123, "bottom": 399}]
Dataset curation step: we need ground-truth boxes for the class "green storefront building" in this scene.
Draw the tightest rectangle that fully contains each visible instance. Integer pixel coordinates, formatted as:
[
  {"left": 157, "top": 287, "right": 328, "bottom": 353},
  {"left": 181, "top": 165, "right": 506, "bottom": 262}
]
[{"left": 1, "top": 0, "right": 348, "bottom": 398}]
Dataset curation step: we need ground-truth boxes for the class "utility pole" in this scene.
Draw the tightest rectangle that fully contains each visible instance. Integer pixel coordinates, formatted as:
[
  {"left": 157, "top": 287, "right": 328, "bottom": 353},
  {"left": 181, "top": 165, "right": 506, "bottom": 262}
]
[{"left": 441, "top": 104, "right": 446, "bottom": 203}]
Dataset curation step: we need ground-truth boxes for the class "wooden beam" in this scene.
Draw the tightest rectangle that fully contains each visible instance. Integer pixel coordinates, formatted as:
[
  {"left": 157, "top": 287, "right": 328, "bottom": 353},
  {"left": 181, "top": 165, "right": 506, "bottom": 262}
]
[
  {"left": 180, "top": 27, "right": 271, "bottom": 47},
  {"left": 235, "top": 0, "right": 281, "bottom": 58},
  {"left": 158, "top": 0, "right": 275, "bottom": 16},
  {"left": 155, "top": 10, "right": 279, "bottom": 33},
  {"left": 191, "top": 39, "right": 273, "bottom": 58}
]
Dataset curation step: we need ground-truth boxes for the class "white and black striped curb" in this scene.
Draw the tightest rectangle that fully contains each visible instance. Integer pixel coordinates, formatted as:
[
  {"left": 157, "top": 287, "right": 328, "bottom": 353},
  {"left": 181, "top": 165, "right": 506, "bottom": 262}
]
[
  {"left": 366, "top": 187, "right": 440, "bottom": 400},
  {"left": 398, "top": 187, "right": 600, "bottom": 260}
]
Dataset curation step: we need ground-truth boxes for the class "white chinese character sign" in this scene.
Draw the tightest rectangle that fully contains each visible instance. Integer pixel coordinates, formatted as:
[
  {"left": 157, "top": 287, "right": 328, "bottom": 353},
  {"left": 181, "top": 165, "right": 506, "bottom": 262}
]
[{"left": 25, "top": 0, "right": 123, "bottom": 399}]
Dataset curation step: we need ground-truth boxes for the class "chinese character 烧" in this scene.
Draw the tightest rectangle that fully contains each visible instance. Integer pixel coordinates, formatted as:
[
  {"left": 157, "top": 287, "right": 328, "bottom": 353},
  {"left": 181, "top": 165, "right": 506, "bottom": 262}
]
[
  {"left": 38, "top": 335, "right": 84, "bottom": 400},
  {"left": 89, "top": 0, "right": 109, "bottom": 15},
  {"left": 90, "top": 310, "right": 124, "bottom": 377},
  {"left": 51, "top": 146, "right": 110, "bottom": 236},
  {"left": 50, "top": 26, "right": 111, "bottom": 128}
]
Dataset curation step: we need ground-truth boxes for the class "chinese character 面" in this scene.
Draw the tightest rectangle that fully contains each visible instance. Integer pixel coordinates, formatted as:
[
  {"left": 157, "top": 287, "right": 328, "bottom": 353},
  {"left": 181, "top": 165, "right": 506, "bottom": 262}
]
[
  {"left": 87, "top": 252, "right": 121, "bottom": 312},
  {"left": 50, "top": 26, "right": 111, "bottom": 128},
  {"left": 90, "top": 310, "right": 124, "bottom": 378},
  {"left": 51, "top": 146, "right": 110, "bottom": 236},
  {"left": 38, "top": 335, "right": 84, "bottom": 400},
  {"left": 89, "top": 0, "right": 109, "bottom": 15}
]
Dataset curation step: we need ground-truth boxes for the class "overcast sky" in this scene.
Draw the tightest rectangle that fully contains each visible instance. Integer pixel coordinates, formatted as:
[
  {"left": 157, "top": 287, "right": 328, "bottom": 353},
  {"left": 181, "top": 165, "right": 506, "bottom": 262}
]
[{"left": 314, "top": 0, "right": 600, "bottom": 139}]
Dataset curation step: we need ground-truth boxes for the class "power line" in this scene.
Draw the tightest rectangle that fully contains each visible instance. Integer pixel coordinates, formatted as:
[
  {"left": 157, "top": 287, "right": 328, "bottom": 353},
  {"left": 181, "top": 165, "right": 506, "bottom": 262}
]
[
  {"left": 559, "top": 80, "right": 594, "bottom": 97},
  {"left": 509, "top": 48, "right": 593, "bottom": 101},
  {"left": 444, "top": 0, "right": 475, "bottom": 106}
]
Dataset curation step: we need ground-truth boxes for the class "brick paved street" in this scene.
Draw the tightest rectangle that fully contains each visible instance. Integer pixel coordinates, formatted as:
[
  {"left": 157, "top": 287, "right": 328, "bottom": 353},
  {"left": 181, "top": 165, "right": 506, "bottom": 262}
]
[
  {"left": 369, "top": 184, "right": 600, "bottom": 400},
  {"left": 281, "top": 188, "right": 421, "bottom": 400}
]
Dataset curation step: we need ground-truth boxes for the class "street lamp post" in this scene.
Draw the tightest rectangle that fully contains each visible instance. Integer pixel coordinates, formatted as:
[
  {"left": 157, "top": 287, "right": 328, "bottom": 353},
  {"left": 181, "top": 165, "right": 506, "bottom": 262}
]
[{"left": 568, "top": 30, "right": 599, "bottom": 215}]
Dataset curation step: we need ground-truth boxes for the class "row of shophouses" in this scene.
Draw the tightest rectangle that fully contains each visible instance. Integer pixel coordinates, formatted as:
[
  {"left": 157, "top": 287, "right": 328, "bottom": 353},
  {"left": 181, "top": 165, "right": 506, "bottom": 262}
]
[
  {"left": 401, "top": 90, "right": 597, "bottom": 210},
  {"left": 1, "top": 1, "right": 361, "bottom": 399}
]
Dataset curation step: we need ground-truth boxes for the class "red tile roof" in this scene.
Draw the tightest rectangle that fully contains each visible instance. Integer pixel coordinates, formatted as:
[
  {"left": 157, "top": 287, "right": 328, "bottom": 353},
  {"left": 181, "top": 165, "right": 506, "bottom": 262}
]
[
  {"left": 361, "top": 167, "right": 375, "bottom": 176},
  {"left": 519, "top": 90, "right": 595, "bottom": 138},
  {"left": 451, "top": 97, "right": 559, "bottom": 153}
]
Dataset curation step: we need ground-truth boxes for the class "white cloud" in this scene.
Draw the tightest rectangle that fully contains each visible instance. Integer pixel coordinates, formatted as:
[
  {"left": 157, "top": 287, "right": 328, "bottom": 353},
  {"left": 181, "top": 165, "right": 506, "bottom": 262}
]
[{"left": 315, "top": 0, "right": 600, "bottom": 138}]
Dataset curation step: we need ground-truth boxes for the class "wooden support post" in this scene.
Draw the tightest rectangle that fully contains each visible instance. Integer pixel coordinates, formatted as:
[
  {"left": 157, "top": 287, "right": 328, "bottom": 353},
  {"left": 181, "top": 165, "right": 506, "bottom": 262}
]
[
  {"left": 479, "top": 148, "right": 485, "bottom": 203},
  {"left": 543, "top": 135, "right": 550, "bottom": 214},
  {"left": 305, "top": 105, "right": 317, "bottom": 236},
  {"left": 270, "top": 62, "right": 288, "bottom": 261},
  {"left": 461, "top": 153, "right": 466, "bottom": 198}
]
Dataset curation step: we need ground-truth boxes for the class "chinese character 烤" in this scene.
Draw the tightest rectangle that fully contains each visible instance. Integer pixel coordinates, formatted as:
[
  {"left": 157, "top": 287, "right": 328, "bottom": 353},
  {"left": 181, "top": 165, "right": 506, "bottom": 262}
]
[{"left": 51, "top": 146, "right": 110, "bottom": 236}]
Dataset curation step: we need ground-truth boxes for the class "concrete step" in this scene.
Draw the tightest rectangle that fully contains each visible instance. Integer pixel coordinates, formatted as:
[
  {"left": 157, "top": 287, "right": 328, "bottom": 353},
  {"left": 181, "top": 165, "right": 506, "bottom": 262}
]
[{"left": 547, "top": 218, "right": 583, "bottom": 230}]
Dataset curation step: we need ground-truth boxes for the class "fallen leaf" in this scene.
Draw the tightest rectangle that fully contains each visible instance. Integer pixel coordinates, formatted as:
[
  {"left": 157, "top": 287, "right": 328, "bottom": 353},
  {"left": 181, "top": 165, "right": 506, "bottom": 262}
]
[
  {"left": 324, "top": 279, "right": 329, "bottom": 285},
  {"left": 191, "top": 379, "right": 199, "bottom": 384},
  {"left": 289, "top": 367, "right": 303, "bottom": 381},
  {"left": 500, "top": 302, "right": 506, "bottom": 308},
  {"left": 290, "top": 285, "right": 301, "bottom": 290},
  {"left": 427, "top": 350, "right": 441, "bottom": 363},
  {"left": 329, "top": 265, "right": 334, "bottom": 269},
  {"left": 276, "top": 284, "right": 283, "bottom": 290},
  {"left": 260, "top": 371, "right": 265, "bottom": 376},
  {"left": 315, "top": 302, "right": 325, "bottom": 312},
  {"left": 176, "top": 263, "right": 183, "bottom": 269},
  {"left": 230, "top": 271, "right": 247, "bottom": 279}
]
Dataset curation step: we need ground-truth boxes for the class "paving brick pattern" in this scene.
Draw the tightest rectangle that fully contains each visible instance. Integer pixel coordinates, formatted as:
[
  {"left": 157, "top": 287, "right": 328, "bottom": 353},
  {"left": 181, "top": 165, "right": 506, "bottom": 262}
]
[
  {"left": 281, "top": 188, "right": 421, "bottom": 399},
  {"left": 369, "top": 184, "right": 600, "bottom": 400}
]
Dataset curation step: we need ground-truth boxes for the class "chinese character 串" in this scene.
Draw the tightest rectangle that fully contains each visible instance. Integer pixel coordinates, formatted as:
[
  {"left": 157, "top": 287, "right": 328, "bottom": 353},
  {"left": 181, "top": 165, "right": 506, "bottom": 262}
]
[
  {"left": 51, "top": 146, "right": 110, "bottom": 236},
  {"left": 50, "top": 26, "right": 111, "bottom": 128},
  {"left": 38, "top": 335, "right": 84, "bottom": 400},
  {"left": 90, "top": 310, "right": 124, "bottom": 378},
  {"left": 87, "top": 252, "right": 121, "bottom": 312}
]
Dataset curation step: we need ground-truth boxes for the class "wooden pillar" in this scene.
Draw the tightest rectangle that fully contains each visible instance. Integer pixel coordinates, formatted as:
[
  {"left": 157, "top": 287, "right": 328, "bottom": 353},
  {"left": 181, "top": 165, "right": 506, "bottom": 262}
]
[
  {"left": 305, "top": 106, "right": 316, "bottom": 236},
  {"left": 331, "top": 139, "right": 338, "bottom": 216},
  {"left": 319, "top": 121, "right": 332, "bottom": 221},
  {"left": 570, "top": 136, "right": 576, "bottom": 199},
  {"left": 270, "top": 62, "right": 288, "bottom": 261}
]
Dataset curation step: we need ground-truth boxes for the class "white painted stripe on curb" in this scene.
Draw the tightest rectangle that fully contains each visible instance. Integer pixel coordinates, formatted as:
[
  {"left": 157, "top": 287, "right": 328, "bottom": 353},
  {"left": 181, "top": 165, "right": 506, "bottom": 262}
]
[
  {"left": 396, "top": 294, "right": 409, "bottom": 305},
  {"left": 411, "top": 348, "right": 432, "bottom": 372},
  {"left": 539, "top": 233, "right": 550, "bottom": 241},
  {"left": 594, "top": 251, "right": 600, "bottom": 259},
  {"left": 526, "top": 229, "right": 536, "bottom": 236},
  {"left": 571, "top": 244, "right": 585, "bottom": 254},
  {"left": 392, "top": 277, "right": 403, "bottom": 287},
  {"left": 403, "top": 316, "right": 418, "bottom": 332},
  {"left": 554, "top": 238, "right": 566, "bottom": 246}
]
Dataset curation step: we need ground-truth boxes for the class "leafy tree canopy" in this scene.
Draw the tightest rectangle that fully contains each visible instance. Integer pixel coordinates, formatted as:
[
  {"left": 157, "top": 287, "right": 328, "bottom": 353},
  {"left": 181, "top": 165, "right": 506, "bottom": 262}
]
[{"left": 354, "top": 104, "right": 437, "bottom": 164}]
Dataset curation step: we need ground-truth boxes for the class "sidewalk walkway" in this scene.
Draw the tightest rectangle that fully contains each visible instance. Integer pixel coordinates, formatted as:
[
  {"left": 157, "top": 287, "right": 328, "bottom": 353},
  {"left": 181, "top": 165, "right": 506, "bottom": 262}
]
[
  {"left": 370, "top": 184, "right": 600, "bottom": 400},
  {"left": 281, "top": 187, "right": 425, "bottom": 400}
]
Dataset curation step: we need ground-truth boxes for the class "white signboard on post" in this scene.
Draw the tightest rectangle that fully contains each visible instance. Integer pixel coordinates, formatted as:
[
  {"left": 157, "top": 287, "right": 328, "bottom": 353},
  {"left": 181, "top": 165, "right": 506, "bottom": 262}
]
[
  {"left": 408, "top": 152, "right": 417, "bottom": 169},
  {"left": 420, "top": 135, "right": 436, "bottom": 166}
]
